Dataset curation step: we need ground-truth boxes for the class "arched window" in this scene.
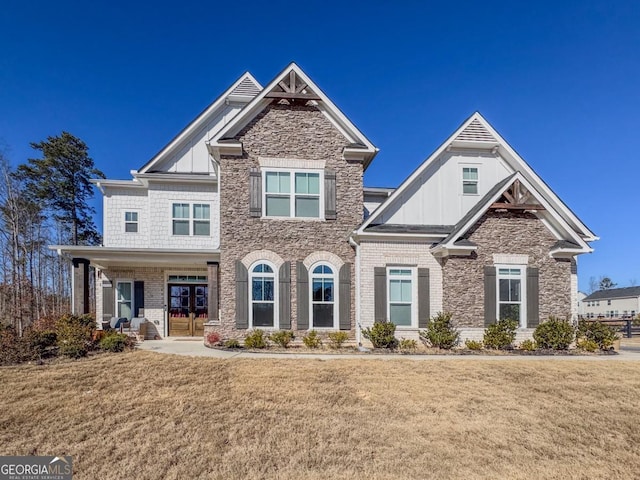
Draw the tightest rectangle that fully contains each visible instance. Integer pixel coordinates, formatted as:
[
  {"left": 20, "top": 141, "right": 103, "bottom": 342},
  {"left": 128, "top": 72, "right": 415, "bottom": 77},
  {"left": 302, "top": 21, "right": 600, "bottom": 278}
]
[
  {"left": 311, "top": 263, "right": 336, "bottom": 328},
  {"left": 250, "top": 262, "right": 277, "bottom": 328}
]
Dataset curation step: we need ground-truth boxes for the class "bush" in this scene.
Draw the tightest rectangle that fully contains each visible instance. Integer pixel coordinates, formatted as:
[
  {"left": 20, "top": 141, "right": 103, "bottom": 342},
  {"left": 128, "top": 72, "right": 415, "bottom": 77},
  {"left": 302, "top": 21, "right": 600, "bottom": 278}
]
[
  {"left": 533, "top": 317, "right": 575, "bottom": 350},
  {"left": 206, "top": 331, "right": 221, "bottom": 346},
  {"left": 362, "top": 322, "right": 398, "bottom": 349},
  {"left": 99, "top": 332, "right": 133, "bottom": 352},
  {"left": 302, "top": 330, "right": 322, "bottom": 349},
  {"left": 224, "top": 339, "right": 241, "bottom": 349},
  {"left": 483, "top": 319, "right": 518, "bottom": 350},
  {"left": 25, "top": 329, "right": 58, "bottom": 358},
  {"left": 519, "top": 339, "right": 536, "bottom": 351},
  {"left": 244, "top": 329, "right": 268, "bottom": 349},
  {"left": 56, "top": 315, "right": 94, "bottom": 358},
  {"left": 465, "top": 339, "right": 483, "bottom": 350},
  {"left": 577, "top": 338, "right": 598, "bottom": 352},
  {"left": 0, "top": 326, "right": 30, "bottom": 365},
  {"left": 269, "top": 330, "right": 295, "bottom": 348},
  {"left": 577, "top": 320, "right": 618, "bottom": 350},
  {"left": 327, "top": 331, "right": 349, "bottom": 349},
  {"left": 398, "top": 338, "right": 418, "bottom": 352},
  {"left": 420, "top": 312, "right": 460, "bottom": 349}
]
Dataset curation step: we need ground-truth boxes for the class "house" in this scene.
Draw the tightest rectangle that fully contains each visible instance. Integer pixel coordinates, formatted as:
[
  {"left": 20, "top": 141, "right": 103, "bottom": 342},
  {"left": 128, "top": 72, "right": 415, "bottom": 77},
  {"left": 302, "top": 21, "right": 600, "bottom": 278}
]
[
  {"left": 581, "top": 287, "right": 640, "bottom": 319},
  {"left": 52, "top": 63, "right": 597, "bottom": 344},
  {"left": 577, "top": 290, "right": 587, "bottom": 318}
]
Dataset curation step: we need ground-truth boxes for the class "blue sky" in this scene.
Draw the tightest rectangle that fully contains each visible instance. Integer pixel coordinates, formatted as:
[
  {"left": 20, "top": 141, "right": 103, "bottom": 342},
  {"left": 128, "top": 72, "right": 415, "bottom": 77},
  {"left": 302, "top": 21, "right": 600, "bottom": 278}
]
[{"left": 1, "top": 0, "right": 638, "bottom": 291}]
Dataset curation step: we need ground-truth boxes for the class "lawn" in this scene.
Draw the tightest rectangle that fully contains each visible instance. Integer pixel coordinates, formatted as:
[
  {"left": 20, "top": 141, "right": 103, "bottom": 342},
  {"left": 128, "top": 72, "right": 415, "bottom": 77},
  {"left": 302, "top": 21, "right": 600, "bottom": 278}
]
[{"left": 1, "top": 351, "right": 639, "bottom": 479}]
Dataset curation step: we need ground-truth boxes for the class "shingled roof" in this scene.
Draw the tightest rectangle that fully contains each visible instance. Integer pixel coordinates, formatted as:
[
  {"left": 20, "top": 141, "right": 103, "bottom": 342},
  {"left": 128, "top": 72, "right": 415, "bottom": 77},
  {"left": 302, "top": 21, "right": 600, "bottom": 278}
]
[{"left": 583, "top": 287, "right": 640, "bottom": 301}]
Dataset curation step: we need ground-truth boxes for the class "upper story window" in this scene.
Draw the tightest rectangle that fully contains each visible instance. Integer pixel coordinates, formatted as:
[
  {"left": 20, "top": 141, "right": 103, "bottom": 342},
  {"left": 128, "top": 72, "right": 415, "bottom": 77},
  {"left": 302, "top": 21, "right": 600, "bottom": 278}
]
[
  {"left": 172, "top": 203, "right": 210, "bottom": 236},
  {"left": 462, "top": 167, "right": 478, "bottom": 195},
  {"left": 124, "top": 211, "right": 138, "bottom": 233},
  {"left": 388, "top": 268, "right": 414, "bottom": 327},
  {"left": 264, "top": 170, "right": 321, "bottom": 218}
]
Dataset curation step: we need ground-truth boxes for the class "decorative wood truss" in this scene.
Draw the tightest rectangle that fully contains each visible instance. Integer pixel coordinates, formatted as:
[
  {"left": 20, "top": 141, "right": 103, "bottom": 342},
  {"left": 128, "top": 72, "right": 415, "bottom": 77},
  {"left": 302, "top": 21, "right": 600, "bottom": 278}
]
[
  {"left": 264, "top": 70, "right": 321, "bottom": 103},
  {"left": 490, "top": 179, "right": 545, "bottom": 210}
]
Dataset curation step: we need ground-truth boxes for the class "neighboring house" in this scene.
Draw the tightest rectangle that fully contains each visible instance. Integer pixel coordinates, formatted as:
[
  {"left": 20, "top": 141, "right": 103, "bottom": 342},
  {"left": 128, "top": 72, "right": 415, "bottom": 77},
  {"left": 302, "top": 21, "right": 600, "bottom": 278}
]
[
  {"left": 582, "top": 287, "right": 640, "bottom": 319},
  {"left": 577, "top": 290, "right": 587, "bottom": 318},
  {"left": 52, "top": 63, "right": 597, "bottom": 343}
]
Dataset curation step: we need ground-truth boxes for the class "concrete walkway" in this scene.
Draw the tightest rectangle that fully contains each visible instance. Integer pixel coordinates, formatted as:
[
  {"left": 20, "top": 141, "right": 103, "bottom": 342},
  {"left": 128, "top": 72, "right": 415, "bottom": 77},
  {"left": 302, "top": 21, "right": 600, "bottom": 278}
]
[{"left": 136, "top": 337, "right": 640, "bottom": 361}]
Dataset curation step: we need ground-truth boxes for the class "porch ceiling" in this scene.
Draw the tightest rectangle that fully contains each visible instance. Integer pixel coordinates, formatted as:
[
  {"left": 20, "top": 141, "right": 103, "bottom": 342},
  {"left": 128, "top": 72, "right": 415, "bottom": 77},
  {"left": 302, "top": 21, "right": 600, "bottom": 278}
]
[{"left": 49, "top": 245, "right": 220, "bottom": 269}]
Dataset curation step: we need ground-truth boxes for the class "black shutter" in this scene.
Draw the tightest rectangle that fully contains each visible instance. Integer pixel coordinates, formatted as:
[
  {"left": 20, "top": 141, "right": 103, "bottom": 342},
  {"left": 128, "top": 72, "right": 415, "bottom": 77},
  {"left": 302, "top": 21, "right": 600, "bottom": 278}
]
[
  {"left": 374, "top": 267, "right": 387, "bottom": 323},
  {"left": 235, "top": 261, "right": 249, "bottom": 329},
  {"left": 134, "top": 281, "right": 144, "bottom": 317},
  {"left": 484, "top": 266, "right": 497, "bottom": 327},
  {"left": 324, "top": 169, "right": 336, "bottom": 220},
  {"left": 102, "top": 281, "right": 114, "bottom": 323},
  {"left": 418, "top": 268, "right": 430, "bottom": 328},
  {"left": 339, "top": 263, "right": 351, "bottom": 330},
  {"left": 279, "top": 262, "right": 291, "bottom": 329},
  {"left": 527, "top": 267, "right": 540, "bottom": 328},
  {"left": 296, "top": 262, "right": 309, "bottom": 330},
  {"left": 249, "top": 167, "right": 262, "bottom": 217}
]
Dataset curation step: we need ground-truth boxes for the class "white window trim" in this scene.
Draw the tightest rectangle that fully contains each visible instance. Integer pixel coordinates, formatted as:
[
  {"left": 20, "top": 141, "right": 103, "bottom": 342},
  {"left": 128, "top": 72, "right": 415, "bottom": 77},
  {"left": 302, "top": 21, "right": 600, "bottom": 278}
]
[
  {"left": 124, "top": 210, "right": 139, "bottom": 234},
  {"left": 495, "top": 264, "right": 527, "bottom": 328},
  {"left": 386, "top": 266, "right": 417, "bottom": 329},
  {"left": 460, "top": 164, "right": 480, "bottom": 196},
  {"left": 309, "top": 261, "right": 338, "bottom": 330},
  {"left": 170, "top": 201, "right": 212, "bottom": 237},
  {"left": 262, "top": 167, "right": 325, "bottom": 220},
  {"left": 115, "top": 280, "right": 134, "bottom": 320},
  {"left": 248, "top": 260, "right": 279, "bottom": 330}
]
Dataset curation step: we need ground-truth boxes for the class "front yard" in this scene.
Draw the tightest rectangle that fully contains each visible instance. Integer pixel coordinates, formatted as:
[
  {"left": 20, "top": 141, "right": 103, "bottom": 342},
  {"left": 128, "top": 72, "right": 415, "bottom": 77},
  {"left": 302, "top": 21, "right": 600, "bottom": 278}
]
[{"left": 1, "top": 351, "right": 639, "bottom": 479}]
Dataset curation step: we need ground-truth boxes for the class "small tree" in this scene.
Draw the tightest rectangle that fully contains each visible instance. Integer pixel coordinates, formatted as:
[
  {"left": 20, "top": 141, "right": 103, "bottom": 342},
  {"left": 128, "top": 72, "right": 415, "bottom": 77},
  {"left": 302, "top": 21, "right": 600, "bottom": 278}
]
[{"left": 599, "top": 276, "right": 617, "bottom": 291}]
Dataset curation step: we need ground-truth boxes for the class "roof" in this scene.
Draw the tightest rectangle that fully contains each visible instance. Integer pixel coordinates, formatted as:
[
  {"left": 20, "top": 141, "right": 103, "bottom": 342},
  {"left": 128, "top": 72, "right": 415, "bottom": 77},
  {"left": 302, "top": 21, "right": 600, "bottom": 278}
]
[
  {"left": 364, "top": 224, "right": 454, "bottom": 235},
  {"left": 583, "top": 287, "right": 640, "bottom": 301},
  {"left": 363, "top": 186, "right": 395, "bottom": 195}
]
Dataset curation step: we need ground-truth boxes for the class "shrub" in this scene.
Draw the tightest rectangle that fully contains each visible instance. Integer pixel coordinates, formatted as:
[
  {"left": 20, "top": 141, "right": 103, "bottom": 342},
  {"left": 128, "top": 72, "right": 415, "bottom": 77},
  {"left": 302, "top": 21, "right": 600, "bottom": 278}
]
[
  {"left": 362, "top": 322, "right": 398, "bottom": 349},
  {"left": 327, "top": 331, "right": 349, "bottom": 349},
  {"left": 99, "top": 332, "right": 133, "bottom": 352},
  {"left": 244, "top": 329, "right": 268, "bottom": 349},
  {"left": 25, "top": 329, "right": 58, "bottom": 358},
  {"left": 398, "top": 338, "right": 418, "bottom": 352},
  {"left": 519, "top": 339, "right": 536, "bottom": 351},
  {"left": 0, "top": 326, "right": 30, "bottom": 365},
  {"left": 420, "top": 312, "right": 460, "bottom": 349},
  {"left": 533, "top": 317, "right": 575, "bottom": 350},
  {"left": 577, "top": 338, "right": 598, "bottom": 352},
  {"left": 224, "top": 338, "right": 241, "bottom": 349},
  {"left": 483, "top": 319, "right": 518, "bottom": 350},
  {"left": 577, "top": 320, "right": 618, "bottom": 350},
  {"left": 302, "top": 330, "right": 322, "bottom": 349},
  {"left": 269, "top": 330, "right": 295, "bottom": 348},
  {"left": 56, "top": 315, "right": 94, "bottom": 358},
  {"left": 206, "top": 331, "right": 221, "bottom": 346},
  {"left": 465, "top": 339, "right": 483, "bottom": 350}
]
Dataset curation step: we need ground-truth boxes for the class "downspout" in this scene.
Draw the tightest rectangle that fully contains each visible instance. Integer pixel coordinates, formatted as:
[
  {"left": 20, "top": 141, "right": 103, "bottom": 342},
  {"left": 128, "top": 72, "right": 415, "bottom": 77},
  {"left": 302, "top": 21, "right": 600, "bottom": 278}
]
[{"left": 349, "top": 236, "right": 361, "bottom": 347}]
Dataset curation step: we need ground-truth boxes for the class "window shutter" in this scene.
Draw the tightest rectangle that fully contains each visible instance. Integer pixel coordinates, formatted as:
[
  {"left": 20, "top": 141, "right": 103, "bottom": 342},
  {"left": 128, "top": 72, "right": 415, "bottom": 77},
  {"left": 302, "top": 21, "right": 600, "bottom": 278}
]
[
  {"left": 374, "top": 267, "right": 387, "bottom": 323},
  {"left": 527, "top": 267, "right": 540, "bottom": 328},
  {"left": 418, "top": 268, "right": 430, "bottom": 328},
  {"left": 279, "top": 262, "right": 291, "bottom": 329},
  {"left": 484, "top": 266, "right": 497, "bottom": 327},
  {"left": 296, "top": 262, "right": 309, "bottom": 330},
  {"left": 249, "top": 167, "right": 262, "bottom": 218},
  {"left": 134, "top": 281, "right": 144, "bottom": 317},
  {"left": 235, "top": 261, "right": 249, "bottom": 329},
  {"left": 324, "top": 169, "right": 336, "bottom": 220},
  {"left": 102, "top": 282, "right": 114, "bottom": 323},
  {"left": 339, "top": 263, "right": 351, "bottom": 330}
]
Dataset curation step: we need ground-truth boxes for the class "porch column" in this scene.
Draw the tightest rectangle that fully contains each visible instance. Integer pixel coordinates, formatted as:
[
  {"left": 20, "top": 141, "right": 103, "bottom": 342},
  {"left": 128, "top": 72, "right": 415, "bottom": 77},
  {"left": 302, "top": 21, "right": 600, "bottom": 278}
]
[
  {"left": 207, "top": 262, "right": 219, "bottom": 322},
  {"left": 72, "top": 258, "right": 90, "bottom": 315}
]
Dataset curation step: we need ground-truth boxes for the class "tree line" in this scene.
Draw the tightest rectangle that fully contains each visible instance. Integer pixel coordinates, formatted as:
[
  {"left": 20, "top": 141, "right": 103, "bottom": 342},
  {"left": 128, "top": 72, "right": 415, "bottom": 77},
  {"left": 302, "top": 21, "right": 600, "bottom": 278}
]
[{"left": 0, "top": 132, "right": 103, "bottom": 332}]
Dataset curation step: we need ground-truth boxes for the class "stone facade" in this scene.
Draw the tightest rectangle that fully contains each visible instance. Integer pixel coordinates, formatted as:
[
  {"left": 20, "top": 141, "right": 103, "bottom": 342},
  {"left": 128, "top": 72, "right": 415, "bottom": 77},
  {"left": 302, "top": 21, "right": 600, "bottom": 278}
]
[
  {"left": 218, "top": 103, "right": 362, "bottom": 338},
  {"left": 442, "top": 210, "right": 573, "bottom": 328}
]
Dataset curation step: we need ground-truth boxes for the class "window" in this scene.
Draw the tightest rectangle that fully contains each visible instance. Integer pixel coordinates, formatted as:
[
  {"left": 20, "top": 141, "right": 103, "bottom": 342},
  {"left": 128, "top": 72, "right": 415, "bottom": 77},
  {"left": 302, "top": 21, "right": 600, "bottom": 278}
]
[
  {"left": 172, "top": 202, "right": 210, "bottom": 236},
  {"left": 264, "top": 170, "right": 321, "bottom": 218},
  {"left": 250, "top": 263, "right": 276, "bottom": 328},
  {"left": 497, "top": 267, "right": 525, "bottom": 327},
  {"left": 311, "top": 263, "right": 335, "bottom": 328},
  {"left": 462, "top": 167, "right": 478, "bottom": 195},
  {"left": 116, "top": 281, "right": 133, "bottom": 320},
  {"left": 607, "top": 300, "right": 611, "bottom": 305},
  {"left": 388, "top": 268, "right": 413, "bottom": 327},
  {"left": 125, "top": 211, "right": 138, "bottom": 233}
]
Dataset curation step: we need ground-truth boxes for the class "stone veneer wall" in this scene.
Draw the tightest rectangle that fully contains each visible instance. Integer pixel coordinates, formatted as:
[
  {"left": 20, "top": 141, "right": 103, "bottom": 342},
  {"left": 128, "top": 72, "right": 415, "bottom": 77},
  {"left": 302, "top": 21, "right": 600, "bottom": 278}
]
[
  {"left": 442, "top": 210, "right": 573, "bottom": 328},
  {"left": 218, "top": 103, "right": 362, "bottom": 339}
]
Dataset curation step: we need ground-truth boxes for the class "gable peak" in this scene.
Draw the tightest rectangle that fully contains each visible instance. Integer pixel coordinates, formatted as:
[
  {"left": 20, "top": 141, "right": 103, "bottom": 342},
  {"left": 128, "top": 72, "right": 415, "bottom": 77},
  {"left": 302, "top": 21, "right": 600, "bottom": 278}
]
[{"left": 455, "top": 116, "right": 497, "bottom": 143}]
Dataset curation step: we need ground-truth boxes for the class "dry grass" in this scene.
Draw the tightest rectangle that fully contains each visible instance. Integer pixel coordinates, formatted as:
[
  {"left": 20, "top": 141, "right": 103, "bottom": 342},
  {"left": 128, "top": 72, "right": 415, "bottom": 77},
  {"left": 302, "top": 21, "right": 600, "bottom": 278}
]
[{"left": 1, "top": 352, "right": 640, "bottom": 479}]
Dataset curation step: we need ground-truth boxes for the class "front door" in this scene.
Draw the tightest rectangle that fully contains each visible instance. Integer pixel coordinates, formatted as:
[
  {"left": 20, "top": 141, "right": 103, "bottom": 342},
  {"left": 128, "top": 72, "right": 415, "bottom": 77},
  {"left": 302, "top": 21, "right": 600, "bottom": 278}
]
[{"left": 168, "top": 284, "right": 208, "bottom": 336}]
